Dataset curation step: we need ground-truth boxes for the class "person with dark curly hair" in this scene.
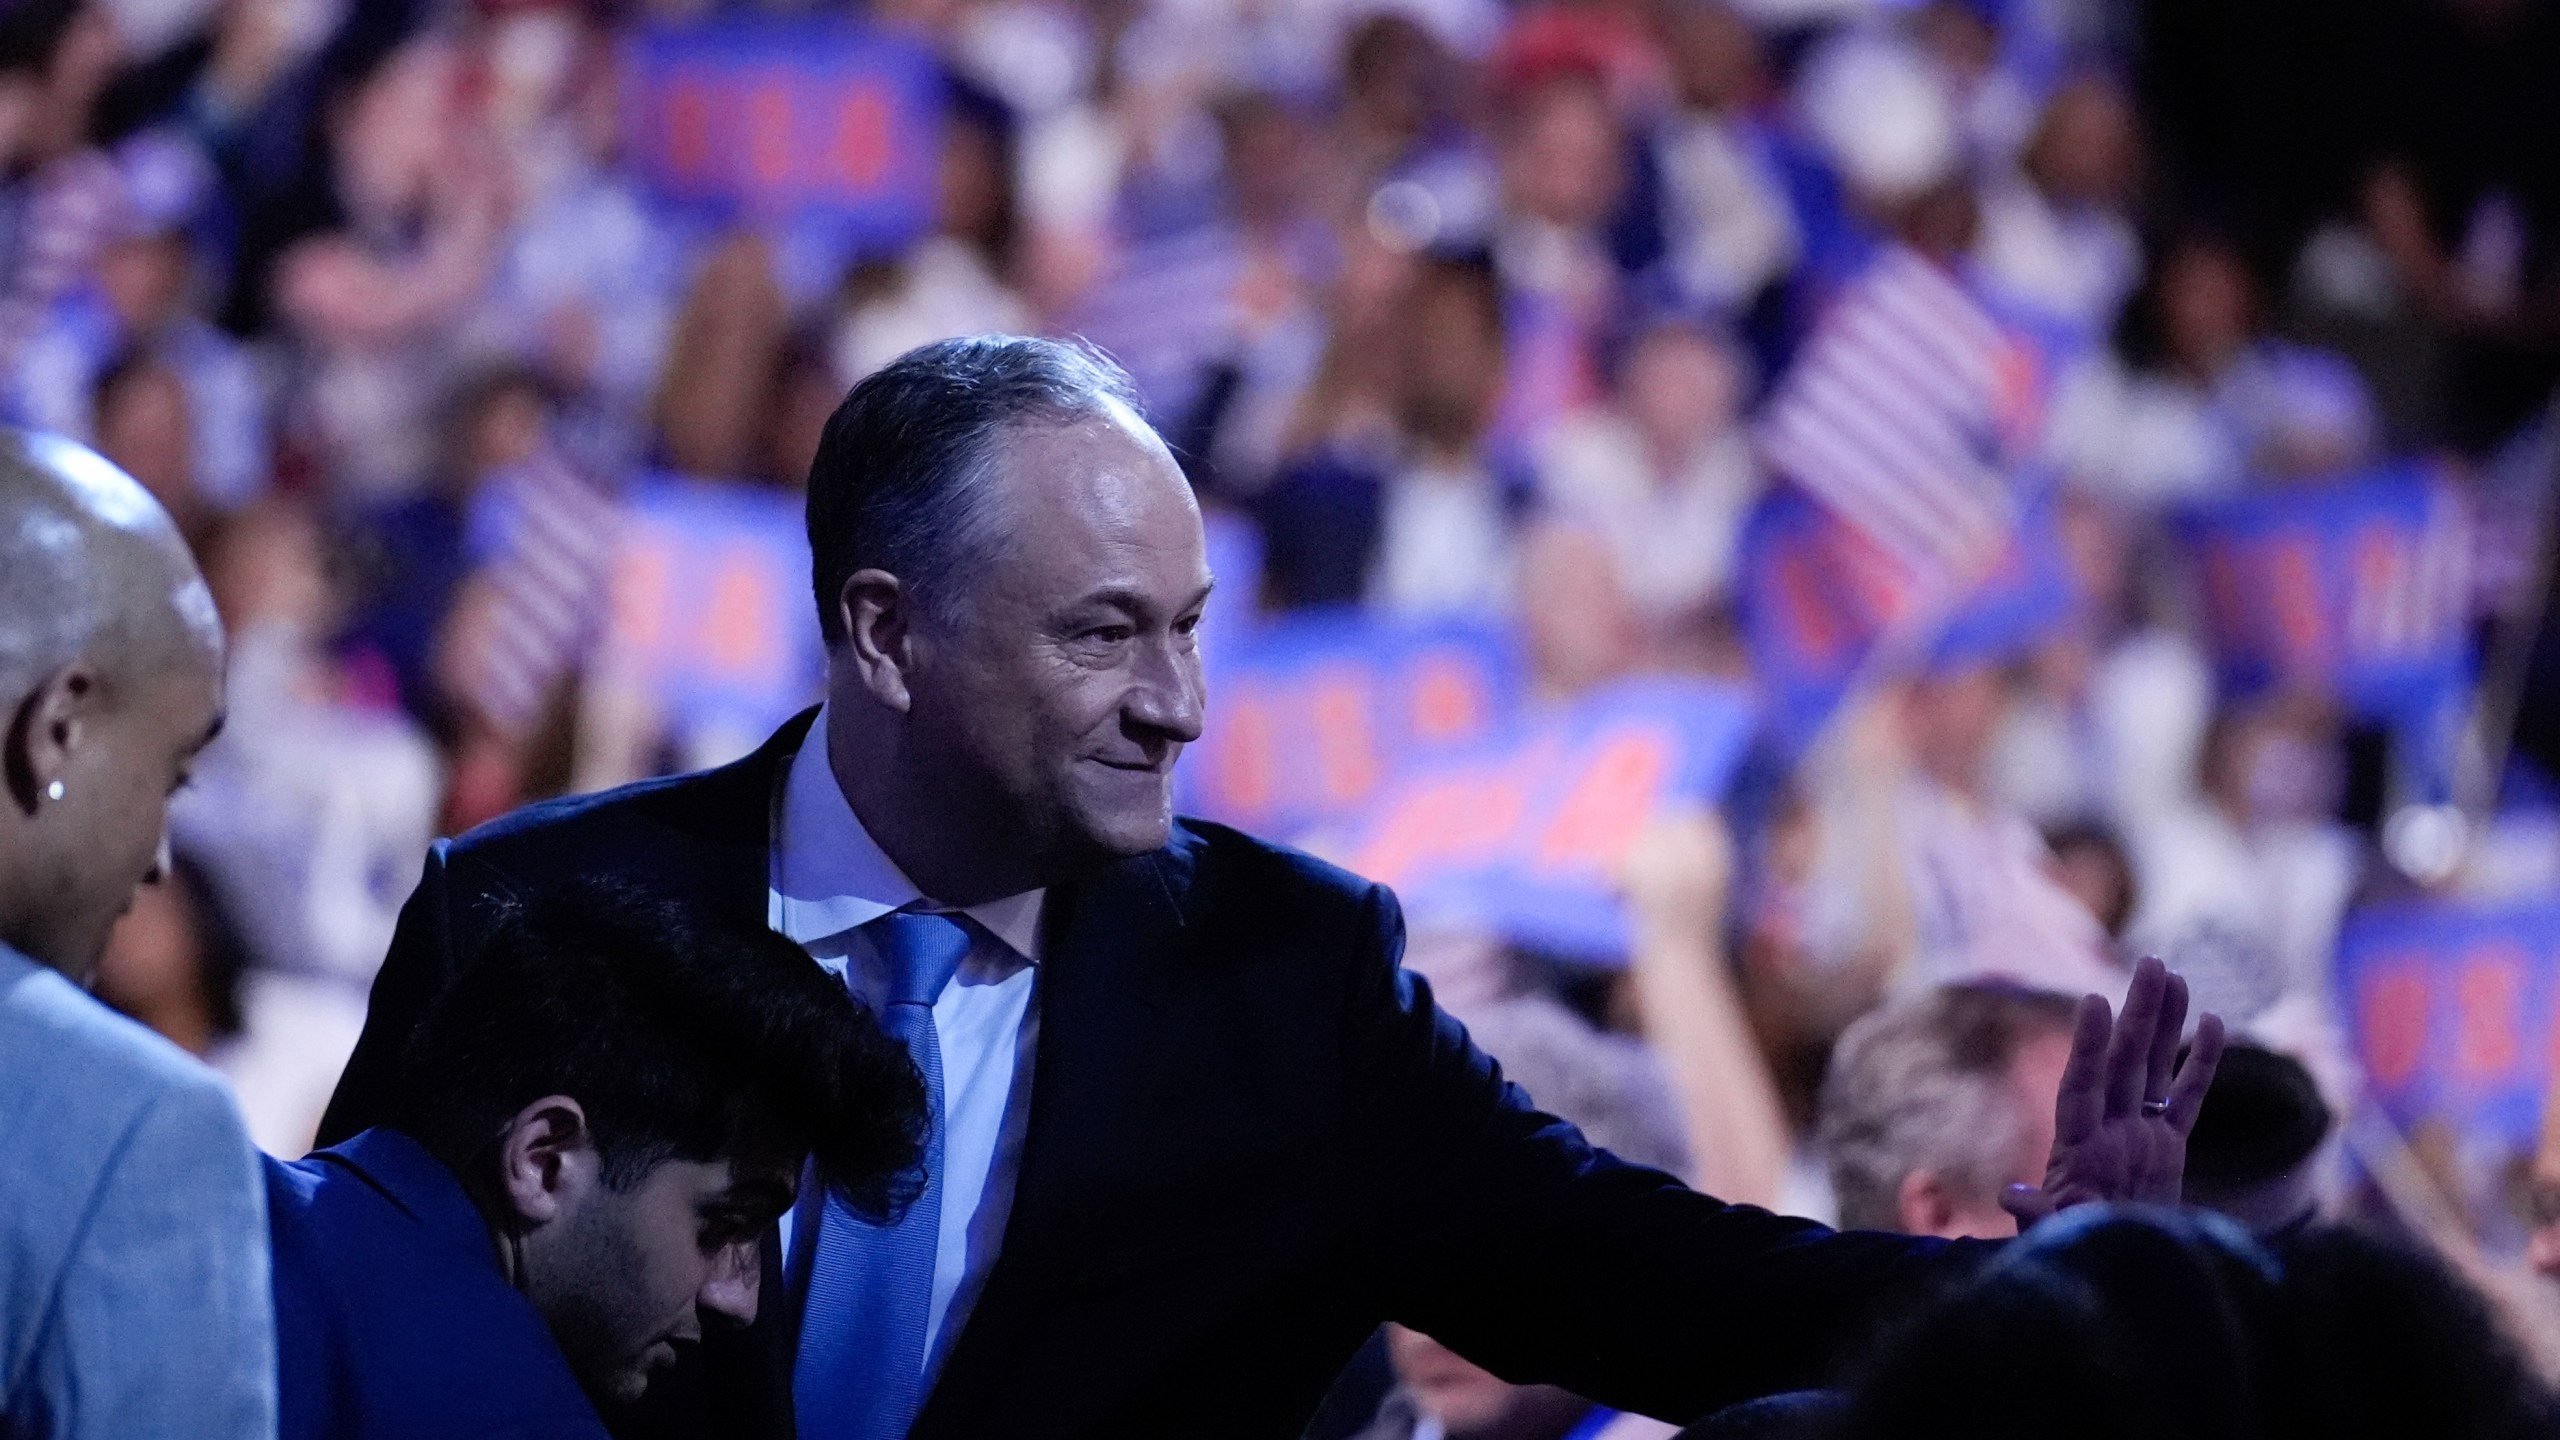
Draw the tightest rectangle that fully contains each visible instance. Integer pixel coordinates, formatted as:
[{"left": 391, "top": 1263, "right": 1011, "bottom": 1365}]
[{"left": 265, "top": 880, "right": 927, "bottom": 1440}]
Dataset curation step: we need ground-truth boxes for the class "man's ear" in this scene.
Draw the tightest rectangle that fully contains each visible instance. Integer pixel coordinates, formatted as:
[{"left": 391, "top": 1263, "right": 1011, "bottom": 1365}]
[
  {"left": 496, "top": 1095, "right": 600, "bottom": 1228},
  {"left": 3, "top": 662, "right": 99, "bottom": 816},
  {"left": 1894, "top": 1168, "right": 1962, "bottom": 1238},
  {"left": 836, "top": 568, "right": 916, "bottom": 714}
]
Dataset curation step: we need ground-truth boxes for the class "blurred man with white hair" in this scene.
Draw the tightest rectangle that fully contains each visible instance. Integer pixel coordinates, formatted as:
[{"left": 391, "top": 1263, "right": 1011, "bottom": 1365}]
[{"left": 1819, "top": 981, "right": 2080, "bottom": 1239}]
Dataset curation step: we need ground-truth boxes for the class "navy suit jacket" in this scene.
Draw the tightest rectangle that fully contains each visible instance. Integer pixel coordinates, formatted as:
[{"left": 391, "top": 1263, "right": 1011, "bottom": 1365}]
[
  {"left": 319, "top": 709, "right": 1986, "bottom": 1439},
  {"left": 267, "top": 1127, "right": 612, "bottom": 1440}
]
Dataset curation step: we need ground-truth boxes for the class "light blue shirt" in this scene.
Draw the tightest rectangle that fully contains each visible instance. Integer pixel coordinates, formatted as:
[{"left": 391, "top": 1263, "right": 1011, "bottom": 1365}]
[{"left": 768, "top": 709, "right": 1043, "bottom": 1374}]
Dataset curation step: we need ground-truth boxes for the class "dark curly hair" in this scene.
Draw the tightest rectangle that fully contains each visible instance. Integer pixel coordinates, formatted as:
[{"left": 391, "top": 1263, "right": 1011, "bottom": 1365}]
[{"left": 395, "top": 880, "right": 927, "bottom": 1222}]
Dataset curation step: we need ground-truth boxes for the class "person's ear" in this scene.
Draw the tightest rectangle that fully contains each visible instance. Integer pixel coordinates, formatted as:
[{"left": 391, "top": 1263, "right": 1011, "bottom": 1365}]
[
  {"left": 837, "top": 569, "right": 916, "bottom": 714},
  {"left": 4, "top": 662, "right": 101, "bottom": 816},
  {"left": 1894, "top": 1169, "right": 1963, "bottom": 1238},
  {"left": 496, "top": 1095, "right": 600, "bottom": 1228}
]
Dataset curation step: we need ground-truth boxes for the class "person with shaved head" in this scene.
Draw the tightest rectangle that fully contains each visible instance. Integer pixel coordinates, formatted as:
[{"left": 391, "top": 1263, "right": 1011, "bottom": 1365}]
[{"left": 0, "top": 428, "right": 274, "bottom": 1439}]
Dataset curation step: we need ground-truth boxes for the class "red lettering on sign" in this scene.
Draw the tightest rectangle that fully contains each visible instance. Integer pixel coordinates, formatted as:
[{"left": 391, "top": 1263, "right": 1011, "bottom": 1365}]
[
  {"left": 829, "top": 86, "right": 892, "bottom": 192},
  {"left": 2201, "top": 543, "right": 2245, "bottom": 653},
  {"left": 663, "top": 74, "right": 720, "bottom": 187},
  {"left": 2268, "top": 534, "right": 2328, "bottom": 674},
  {"left": 1310, "top": 670, "right": 1381, "bottom": 807},
  {"left": 1836, "top": 523, "right": 1914, "bottom": 629},
  {"left": 2544, "top": 955, "right": 2560, "bottom": 1079},
  {"left": 1355, "top": 779, "right": 1476, "bottom": 887},
  {"left": 701, "top": 550, "right": 782, "bottom": 681},
  {"left": 1409, "top": 654, "right": 1488, "bottom": 743},
  {"left": 2453, "top": 942, "right": 2529, "bottom": 1084},
  {"left": 2356, "top": 963, "right": 2430, "bottom": 1092},
  {"left": 610, "top": 533, "right": 676, "bottom": 662},
  {"left": 1534, "top": 730, "right": 1673, "bottom": 873},
  {"left": 1775, "top": 541, "right": 1844, "bottom": 667},
  {"left": 1445, "top": 750, "right": 1542, "bottom": 861},
  {"left": 746, "top": 77, "right": 795, "bottom": 192},
  {"left": 1979, "top": 536, "right": 2027, "bottom": 589},
  {"left": 1210, "top": 689, "right": 1279, "bottom": 821},
  {"left": 2350, "top": 522, "right": 2408, "bottom": 658}
]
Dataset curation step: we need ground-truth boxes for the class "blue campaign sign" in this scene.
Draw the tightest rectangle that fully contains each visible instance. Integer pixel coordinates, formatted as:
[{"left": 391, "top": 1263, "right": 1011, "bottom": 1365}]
[
  {"left": 1179, "top": 613, "right": 1520, "bottom": 839},
  {"left": 1736, "top": 485, "right": 2076, "bottom": 752},
  {"left": 2337, "top": 898, "right": 2560, "bottom": 1152},
  {"left": 1197, "top": 505, "right": 1264, "bottom": 673},
  {"left": 622, "top": 20, "right": 942, "bottom": 246},
  {"left": 603, "top": 475, "right": 825, "bottom": 750},
  {"left": 2177, "top": 466, "right": 2474, "bottom": 722},
  {"left": 1343, "top": 678, "right": 1758, "bottom": 963}
]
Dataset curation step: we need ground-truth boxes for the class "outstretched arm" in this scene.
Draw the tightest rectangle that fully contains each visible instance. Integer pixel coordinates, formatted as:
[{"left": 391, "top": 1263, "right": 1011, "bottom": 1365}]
[{"left": 1348, "top": 882, "right": 1990, "bottom": 1423}]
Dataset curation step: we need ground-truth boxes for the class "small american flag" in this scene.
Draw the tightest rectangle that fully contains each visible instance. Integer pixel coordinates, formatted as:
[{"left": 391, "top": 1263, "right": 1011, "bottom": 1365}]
[
  {"left": 1757, "top": 244, "right": 2037, "bottom": 599},
  {"left": 448, "top": 451, "right": 624, "bottom": 740}
]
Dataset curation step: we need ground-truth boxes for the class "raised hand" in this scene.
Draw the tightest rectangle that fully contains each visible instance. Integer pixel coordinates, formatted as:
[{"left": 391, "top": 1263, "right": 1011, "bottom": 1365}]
[{"left": 2000, "top": 956, "right": 2226, "bottom": 1228}]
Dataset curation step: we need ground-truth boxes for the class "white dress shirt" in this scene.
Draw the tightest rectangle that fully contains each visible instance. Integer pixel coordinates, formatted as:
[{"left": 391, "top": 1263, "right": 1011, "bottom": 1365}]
[{"left": 768, "top": 707, "right": 1044, "bottom": 1374}]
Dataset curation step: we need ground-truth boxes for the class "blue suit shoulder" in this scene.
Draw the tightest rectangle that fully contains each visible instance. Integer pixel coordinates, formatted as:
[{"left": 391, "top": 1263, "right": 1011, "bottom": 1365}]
[
  {"left": 444, "top": 761, "right": 736, "bottom": 865},
  {"left": 1158, "top": 817, "right": 1403, "bottom": 979},
  {"left": 426, "top": 736, "right": 776, "bottom": 919},
  {"left": 266, "top": 1134, "right": 611, "bottom": 1440},
  {"left": 1164, "top": 816, "right": 1389, "bottom": 912}
]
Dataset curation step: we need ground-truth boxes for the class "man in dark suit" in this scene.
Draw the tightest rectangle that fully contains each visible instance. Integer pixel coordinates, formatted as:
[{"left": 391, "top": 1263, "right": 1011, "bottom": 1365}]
[{"left": 320, "top": 337, "right": 2225, "bottom": 1440}]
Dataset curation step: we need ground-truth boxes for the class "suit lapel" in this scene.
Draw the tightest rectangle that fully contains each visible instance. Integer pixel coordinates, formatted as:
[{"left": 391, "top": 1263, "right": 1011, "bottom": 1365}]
[
  {"left": 683, "top": 706, "right": 816, "bottom": 928},
  {"left": 907, "top": 828, "right": 1202, "bottom": 1436},
  {"left": 678, "top": 711, "right": 814, "bottom": 1438}
]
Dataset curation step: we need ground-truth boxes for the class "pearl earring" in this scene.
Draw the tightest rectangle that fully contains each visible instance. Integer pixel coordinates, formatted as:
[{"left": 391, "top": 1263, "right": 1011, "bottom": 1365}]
[{"left": 43, "top": 780, "right": 64, "bottom": 802}]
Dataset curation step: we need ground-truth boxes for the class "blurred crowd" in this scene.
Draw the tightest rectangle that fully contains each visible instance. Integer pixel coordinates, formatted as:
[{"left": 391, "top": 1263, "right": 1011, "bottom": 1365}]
[{"left": 17, "top": 0, "right": 2560, "bottom": 1426}]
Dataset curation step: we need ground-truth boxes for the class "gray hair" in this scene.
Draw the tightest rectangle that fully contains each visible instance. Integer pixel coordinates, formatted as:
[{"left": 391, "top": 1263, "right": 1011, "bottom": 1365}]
[
  {"left": 1463, "top": 994, "right": 1691, "bottom": 1177},
  {"left": 803, "top": 335, "right": 1146, "bottom": 643},
  {"left": 1819, "top": 982, "right": 2078, "bottom": 1231},
  {"left": 0, "top": 429, "right": 216, "bottom": 706}
]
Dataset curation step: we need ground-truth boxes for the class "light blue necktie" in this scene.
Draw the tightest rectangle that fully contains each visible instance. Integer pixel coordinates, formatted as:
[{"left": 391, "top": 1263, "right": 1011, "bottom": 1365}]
[{"left": 795, "top": 910, "right": 972, "bottom": 1440}]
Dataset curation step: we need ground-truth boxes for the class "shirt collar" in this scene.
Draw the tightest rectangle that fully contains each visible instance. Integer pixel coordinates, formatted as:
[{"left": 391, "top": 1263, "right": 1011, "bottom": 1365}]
[
  {"left": 771, "top": 705, "right": 1044, "bottom": 962},
  {"left": 319, "top": 1127, "right": 505, "bottom": 1277}
]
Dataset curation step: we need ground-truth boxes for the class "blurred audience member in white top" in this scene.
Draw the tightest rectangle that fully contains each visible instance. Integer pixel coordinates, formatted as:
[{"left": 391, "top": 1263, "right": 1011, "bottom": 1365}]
[
  {"left": 1985, "top": 491, "right": 2219, "bottom": 833},
  {"left": 1536, "top": 317, "right": 1759, "bottom": 665},
  {"left": 1803, "top": 666, "right": 2121, "bottom": 1003},
  {"left": 1489, "top": 62, "right": 1626, "bottom": 451},
  {"left": 1908, "top": 0, "right": 2044, "bottom": 172},
  {"left": 174, "top": 499, "right": 440, "bottom": 992},
  {"left": 1973, "top": 72, "right": 2143, "bottom": 338},
  {"left": 459, "top": 3, "right": 681, "bottom": 453},
  {"left": 274, "top": 32, "right": 506, "bottom": 503},
  {"left": 2046, "top": 231, "right": 2380, "bottom": 507},
  {"left": 92, "top": 852, "right": 363, "bottom": 1159},
  {"left": 1892, "top": 662, "right": 2121, "bottom": 998},
  {"left": 831, "top": 85, "right": 1033, "bottom": 385},
  {"left": 2121, "top": 695, "right": 2362, "bottom": 1035},
  {"left": 1653, "top": 2, "right": 1797, "bottom": 313},
  {"left": 1373, "top": 254, "right": 1521, "bottom": 617}
]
